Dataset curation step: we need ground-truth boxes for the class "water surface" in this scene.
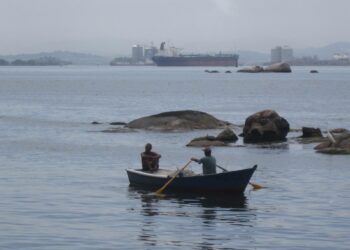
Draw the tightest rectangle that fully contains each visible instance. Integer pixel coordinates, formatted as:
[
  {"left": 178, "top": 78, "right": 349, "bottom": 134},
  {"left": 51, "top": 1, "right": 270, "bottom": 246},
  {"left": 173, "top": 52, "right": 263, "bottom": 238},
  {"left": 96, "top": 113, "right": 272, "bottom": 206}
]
[{"left": 0, "top": 66, "right": 349, "bottom": 249}]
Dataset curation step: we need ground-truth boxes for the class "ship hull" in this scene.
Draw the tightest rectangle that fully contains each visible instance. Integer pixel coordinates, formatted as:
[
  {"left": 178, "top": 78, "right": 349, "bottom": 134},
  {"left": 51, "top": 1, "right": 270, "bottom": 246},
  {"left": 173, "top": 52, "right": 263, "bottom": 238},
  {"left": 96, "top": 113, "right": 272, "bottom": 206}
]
[{"left": 152, "top": 55, "right": 239, "bottom": 67}]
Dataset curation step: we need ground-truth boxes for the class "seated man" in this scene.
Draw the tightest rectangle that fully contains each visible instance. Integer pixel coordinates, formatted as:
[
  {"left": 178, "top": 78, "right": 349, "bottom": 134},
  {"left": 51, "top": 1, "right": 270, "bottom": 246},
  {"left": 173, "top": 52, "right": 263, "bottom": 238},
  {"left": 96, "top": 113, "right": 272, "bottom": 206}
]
[
  {"left": 141, "top": 143, "right": 161, "bottom": 172},
  {"left": 191, "top": 147, "right": 217, "bottom": 175}
]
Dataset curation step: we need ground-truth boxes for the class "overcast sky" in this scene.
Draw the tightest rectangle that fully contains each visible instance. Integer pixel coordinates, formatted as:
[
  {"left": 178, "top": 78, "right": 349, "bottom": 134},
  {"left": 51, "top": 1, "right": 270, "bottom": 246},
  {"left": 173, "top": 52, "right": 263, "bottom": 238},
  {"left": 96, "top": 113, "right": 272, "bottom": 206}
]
[{"left": 0, "top": 0, "right": 349, "bottom": 56}]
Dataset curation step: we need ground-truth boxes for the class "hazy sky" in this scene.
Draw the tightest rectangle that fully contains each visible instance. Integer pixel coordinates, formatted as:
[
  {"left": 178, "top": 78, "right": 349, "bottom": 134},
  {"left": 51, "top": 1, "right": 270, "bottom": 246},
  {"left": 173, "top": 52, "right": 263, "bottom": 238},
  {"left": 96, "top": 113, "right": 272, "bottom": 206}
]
[{"left": 0, "top": 0, "right": 349, "bottom": 56}]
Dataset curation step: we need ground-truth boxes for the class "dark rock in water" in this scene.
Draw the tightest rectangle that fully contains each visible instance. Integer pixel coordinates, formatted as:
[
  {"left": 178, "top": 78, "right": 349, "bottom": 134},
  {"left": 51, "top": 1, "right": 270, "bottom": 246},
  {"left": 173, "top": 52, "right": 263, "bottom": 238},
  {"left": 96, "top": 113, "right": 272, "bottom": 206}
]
[
  {"left": 187, "top": 128, "right": 238, "bottom": 147},
  {"left": 126, "top": 110, "right": 229, "bottom": 131},
  {"left": 225, "top": 70, "right": 232, "bottom": 73},
  {"left": 109, "top": 122, "right": 127, "bottom": 125},
  {"left": 315, "top": 130, "right": 350, "bottom": 154},
  {"left": 205, "top": 70, "right": 220, "bottom": 73},
  {"left": 243, "top": 110, "right": 290, "bottom": 143},
  {"left": 216, "top": 128, "right": 238, "bottom": 142},
  {"left": 91, "top": 121, "right": 102, "bottom": 125},
  {"left": 310, "top": 70, "right": 319, "bottom": 73},
  {"left": 300, "top": 127, "right": 323, "bottom": 138},
  {"left": 237, "top": 65, "right": 264, "bottom": 73},
  {"left": 264, "top": 63, "right": 292, "bottom": 73},
  {"left": 295, "top": 127, "right": 326, "bottom": 144}
]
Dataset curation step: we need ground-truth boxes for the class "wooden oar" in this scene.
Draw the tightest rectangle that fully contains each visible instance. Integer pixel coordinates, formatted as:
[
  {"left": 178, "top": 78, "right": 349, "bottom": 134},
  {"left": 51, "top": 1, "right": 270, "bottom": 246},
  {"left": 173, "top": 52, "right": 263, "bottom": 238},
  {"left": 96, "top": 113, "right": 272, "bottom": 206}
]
[
  {"left": 155, "top": 160, "right": 192, "bottom": 195},
  {"left": 216, "top": 164, "right": 264, "bottom": 190}
]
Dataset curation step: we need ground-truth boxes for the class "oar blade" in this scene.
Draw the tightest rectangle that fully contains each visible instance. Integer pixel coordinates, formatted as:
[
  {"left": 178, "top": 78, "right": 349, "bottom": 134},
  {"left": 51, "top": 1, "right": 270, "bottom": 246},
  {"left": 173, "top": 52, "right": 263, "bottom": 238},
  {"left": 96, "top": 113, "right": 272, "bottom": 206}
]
[{"left": 249, "top": 182, "right": 265, "bottom": 190}]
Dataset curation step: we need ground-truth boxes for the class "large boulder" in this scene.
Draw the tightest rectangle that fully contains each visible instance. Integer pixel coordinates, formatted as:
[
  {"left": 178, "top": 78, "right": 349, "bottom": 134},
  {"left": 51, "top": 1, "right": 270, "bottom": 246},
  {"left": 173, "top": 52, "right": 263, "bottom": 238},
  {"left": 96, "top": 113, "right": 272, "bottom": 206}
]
[
  {"left": 126, "top": 110, "right": 229, "bottom": 131},
  {"left": 243, "top": 110, "right": 290, "bottom": 143},
  {"left": 264, "top": 63, "right": 292, "bottom": 73},
  {"left": 187, "top": 128, "right": 238, "bottom": 147},
  {"left": 315, "top": 130, "right": 350, "bottom": 154}
]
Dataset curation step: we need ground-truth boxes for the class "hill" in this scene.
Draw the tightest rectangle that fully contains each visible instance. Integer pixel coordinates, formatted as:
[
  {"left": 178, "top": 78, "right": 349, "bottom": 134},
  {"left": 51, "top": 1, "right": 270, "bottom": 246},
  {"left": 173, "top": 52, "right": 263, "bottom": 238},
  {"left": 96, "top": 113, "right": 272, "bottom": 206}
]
[
  {"left": 295, "top": 42, "right": 350, "bottom": 59},
  {"left": 0, "top": 51, "right": 110, "bottom": 65}
]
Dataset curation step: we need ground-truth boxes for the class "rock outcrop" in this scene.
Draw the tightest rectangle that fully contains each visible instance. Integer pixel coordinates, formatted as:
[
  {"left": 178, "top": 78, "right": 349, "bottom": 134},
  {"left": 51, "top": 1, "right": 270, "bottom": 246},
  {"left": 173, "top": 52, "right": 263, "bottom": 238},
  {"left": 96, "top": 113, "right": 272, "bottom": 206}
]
[
  {"left": 314, "top": 130, "right": 350, "bottom": 154},
  {"left": 243, "top": 110, "right": 290, "bottom": 143},
  {"left": 187, "top": 128, "right": 238, "bottom": 147},
  {"left": 237, "top": 65, "right": 264, "bottom": 73},
  {"left": 126, "top": 110, "right": 229, "bottom": 131},
  {"left": 237, "top": 63, "right": 292, "bottom": 73},
  {"left": 264, "top": 63, "right": 292, "bottom": 73}
]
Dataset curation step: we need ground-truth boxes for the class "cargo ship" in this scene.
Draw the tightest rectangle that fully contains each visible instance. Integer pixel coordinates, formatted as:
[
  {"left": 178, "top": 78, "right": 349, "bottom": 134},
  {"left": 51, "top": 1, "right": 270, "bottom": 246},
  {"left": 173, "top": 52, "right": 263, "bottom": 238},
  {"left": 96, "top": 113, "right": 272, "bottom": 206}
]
[{"left": 152, "top": 42, "right": 239, "bottom": 67}]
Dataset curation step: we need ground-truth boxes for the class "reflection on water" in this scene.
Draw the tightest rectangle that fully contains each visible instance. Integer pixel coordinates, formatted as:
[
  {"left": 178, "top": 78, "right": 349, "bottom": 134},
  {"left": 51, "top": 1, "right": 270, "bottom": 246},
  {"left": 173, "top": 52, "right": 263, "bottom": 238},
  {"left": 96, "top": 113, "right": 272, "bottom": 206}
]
[
  {"left": 128, "top": 187, "right": 256, "bottom": 248},
  {"left": 128, "top": 186, "right": 248, "bottom": 209}
]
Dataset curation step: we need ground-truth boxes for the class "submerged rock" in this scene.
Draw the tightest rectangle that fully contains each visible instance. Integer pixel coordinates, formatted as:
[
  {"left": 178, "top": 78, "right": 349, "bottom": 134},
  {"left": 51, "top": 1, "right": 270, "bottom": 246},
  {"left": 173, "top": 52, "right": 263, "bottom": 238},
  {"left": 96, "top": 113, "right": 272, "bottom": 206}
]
[
  {"left": 91, "top": 121, "right": 102, "bottom": 125},
  {"left": 101, "top": 127, "right": 137, "bottom": 133},
  {"left": 205, "top": 70, "right": 220, "bottom": 73},
  {"left": 109, "top": 122, "right": 127, "bottom": 125},
  {"left": 186, "top": 137, "right": 228, "bottom": 147},
  {"left": 126, "top": 110, "right": 229, "bottom": 131},
  {"left": 243, "top": 110, "right": 290, "bottom": 143}
]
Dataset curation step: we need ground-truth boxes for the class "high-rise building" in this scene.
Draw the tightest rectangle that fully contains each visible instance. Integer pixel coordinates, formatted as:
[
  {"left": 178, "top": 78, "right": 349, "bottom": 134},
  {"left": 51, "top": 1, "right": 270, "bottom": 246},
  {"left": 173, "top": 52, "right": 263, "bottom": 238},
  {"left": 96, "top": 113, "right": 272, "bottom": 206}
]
[
  {"left": 271, "top": 46, "right": 294, "bottom": 63},
  {"left": 132, "top": 45, "right": 144, "bottom": 62},
  {"left": 271, "top": 46, "right": 282, "bottom": 63}
]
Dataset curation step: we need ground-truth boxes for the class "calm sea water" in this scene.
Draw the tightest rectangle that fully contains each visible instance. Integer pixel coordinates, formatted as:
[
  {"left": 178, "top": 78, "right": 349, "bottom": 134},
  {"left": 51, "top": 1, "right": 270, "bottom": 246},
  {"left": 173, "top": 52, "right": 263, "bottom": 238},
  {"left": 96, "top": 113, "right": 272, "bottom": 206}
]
[{"left": 0, "top": 66, "right": 349, "bottom": 249}]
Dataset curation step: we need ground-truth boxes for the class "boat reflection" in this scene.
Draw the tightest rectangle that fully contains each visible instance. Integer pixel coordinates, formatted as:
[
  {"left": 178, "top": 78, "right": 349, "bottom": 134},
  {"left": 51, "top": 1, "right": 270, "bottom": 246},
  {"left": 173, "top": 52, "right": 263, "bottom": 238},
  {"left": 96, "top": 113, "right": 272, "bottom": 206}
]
[
  {"left": 128, "top": 187, "right": 255, "bottom": 248},
  {"left": 128, "top": 186, "right": 247, "bottom": 209}
]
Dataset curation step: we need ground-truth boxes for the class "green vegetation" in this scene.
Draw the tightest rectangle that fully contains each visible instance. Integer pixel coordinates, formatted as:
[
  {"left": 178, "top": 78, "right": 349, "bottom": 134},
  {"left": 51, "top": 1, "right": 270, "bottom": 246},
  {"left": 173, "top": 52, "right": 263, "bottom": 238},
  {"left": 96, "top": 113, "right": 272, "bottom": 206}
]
[{"left": 0, "top": 57, "right": 71, "bottom": 66}]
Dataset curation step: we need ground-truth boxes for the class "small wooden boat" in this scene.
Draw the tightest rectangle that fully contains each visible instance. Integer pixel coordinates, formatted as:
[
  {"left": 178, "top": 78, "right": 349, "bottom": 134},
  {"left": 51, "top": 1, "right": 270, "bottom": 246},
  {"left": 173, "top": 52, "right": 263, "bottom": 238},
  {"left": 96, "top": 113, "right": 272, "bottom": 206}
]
[{"left": 126, "top": 165, "right": 257, "bottom": 194}]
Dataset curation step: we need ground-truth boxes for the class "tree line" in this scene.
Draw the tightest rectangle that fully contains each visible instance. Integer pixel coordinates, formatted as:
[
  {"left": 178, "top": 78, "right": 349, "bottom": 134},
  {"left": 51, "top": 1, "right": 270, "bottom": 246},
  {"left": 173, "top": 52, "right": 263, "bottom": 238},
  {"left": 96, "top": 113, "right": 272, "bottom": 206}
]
[{"left": 0, "top": 57, "right": 71, "bottom": 66}]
